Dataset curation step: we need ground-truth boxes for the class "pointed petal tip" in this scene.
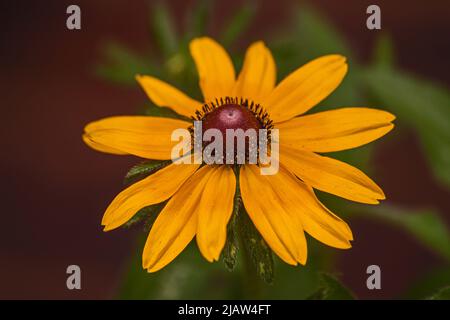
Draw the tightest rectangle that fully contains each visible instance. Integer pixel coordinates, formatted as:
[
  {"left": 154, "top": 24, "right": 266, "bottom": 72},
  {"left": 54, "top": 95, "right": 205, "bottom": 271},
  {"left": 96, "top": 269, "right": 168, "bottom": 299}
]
[
  {"left": 252, "top": 40, "right": 267, "bottom": 48},
  {"left": 197, "top": 244, "right": 215, "bottom": 263},
  {"left": 142, "top": 256, "right": 156, "bottom": 272},
  {"left": 197, "top": 242, "right": 223, "bottom": 263},
  {"left": 348, "top": 230, "right": 354, "bottom": 242},
  {"left": 298, "top": 256, "right": 307, "bottom": 266},
  {"left": 285, "top": 259, "right": 298, "bottom": 267},
  {"left": 325, "top": 54, "right": 347, "bottom": 63},
  {"left": 145, "top": 266, "right": 155, "bottom": 273},
  {"left": 135, "top": 74, "right": 144, "bottom": 83},
  {"left": 377, "top": 188, "right": 386, "bottom": 201},
  {"left": 388, "top": 112, "right": 396, "bottom": 122},
  {"left": 102, "top": 222, "right": 118, "bottom": 232},
  {"left": 145, "top": 262, "right": 165, "bottom": 273},
  {"left": 101, "top": 215, "right": 110, "bottom": 228}
]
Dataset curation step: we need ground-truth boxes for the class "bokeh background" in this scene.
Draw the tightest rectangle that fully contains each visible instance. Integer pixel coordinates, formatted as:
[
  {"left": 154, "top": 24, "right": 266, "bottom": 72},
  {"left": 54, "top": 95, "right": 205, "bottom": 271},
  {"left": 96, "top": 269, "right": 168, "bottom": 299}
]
[{"left": 1, "top": 0, "right": 449, "bottom": 299}]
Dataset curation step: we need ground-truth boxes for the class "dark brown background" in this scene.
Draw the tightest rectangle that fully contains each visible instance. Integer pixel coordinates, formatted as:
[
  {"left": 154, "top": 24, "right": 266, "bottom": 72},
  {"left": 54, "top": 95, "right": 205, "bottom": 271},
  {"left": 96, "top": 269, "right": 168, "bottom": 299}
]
[{"left": 1, "top": 0, "right": 449, "bottom": 299}]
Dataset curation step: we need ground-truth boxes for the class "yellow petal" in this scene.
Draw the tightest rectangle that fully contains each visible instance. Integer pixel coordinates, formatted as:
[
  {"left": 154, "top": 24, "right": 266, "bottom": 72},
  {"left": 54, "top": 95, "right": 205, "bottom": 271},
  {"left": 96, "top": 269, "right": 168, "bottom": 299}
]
[
  {"left": 269, "top": 166, "right": 353, "bottom": 249},
  {"left": 278, "top": 108, "right": 395, "bottom": 152},
  {"left": 196, "top": 166, "right": 236, "bottom": 262},
  {"left": 83, "top": 116, "right": 192, "bottom": 160},
  {"left": 264, "top": 55, "right": 347, "bottom": 123},
  {"left": 136, "top": 75, "right": 202, "bottom": 118},
  {"left": 281, "top": 146, "right": 385, "bottom": 204},
  {"left": 189, "top": 37, "right": 235, "bottom": 102},
  {"left": 240, "top": 165, "right": 307, "bottom": 265},
  {"left": 102, "top": 161, "right": 200, "bottom": 231},
  {"left": 82, "top": 134, "right": 126, "bottom": 155},
  {"left": 233, "top": 41, "right": 276, "bottom": 102},
  {"left": 143, "top": 166, "right": 216, "bottom": 272}
]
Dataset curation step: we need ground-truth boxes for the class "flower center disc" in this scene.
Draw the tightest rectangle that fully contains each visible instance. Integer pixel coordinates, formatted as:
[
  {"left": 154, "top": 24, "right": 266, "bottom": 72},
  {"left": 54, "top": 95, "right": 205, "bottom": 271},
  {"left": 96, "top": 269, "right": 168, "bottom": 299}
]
[
  {"left": 202, "top": 103, "right": 262, "bottom": 161},
  {"left": 202, "top": 103, "right": 262, "bottom": 136}
]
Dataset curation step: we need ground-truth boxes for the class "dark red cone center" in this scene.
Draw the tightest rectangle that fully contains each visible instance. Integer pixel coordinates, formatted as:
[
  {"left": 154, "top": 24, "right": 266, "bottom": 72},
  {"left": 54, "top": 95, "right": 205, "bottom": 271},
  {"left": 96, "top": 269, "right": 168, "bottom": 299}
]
[
  {"left": 202, "top": 103, "right": 262, "bottom": 136},
  {"left": 201, "top": 103, "right": 262, "bottom": 161}
]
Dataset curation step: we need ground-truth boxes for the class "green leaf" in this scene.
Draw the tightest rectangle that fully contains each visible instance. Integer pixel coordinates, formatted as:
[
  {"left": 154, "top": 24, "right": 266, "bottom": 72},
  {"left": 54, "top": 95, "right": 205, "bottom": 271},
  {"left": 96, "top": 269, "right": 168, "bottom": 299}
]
[
  {"left": 238, "top": 208, "right": 275, "bottom": 284},
  {"left": 307, "top": 273, "right": 355, "bottom": 300},
  {"left": 95, "top": 42, "right": 155, "bottom": 85},
  {"left": 295, "top": 4, "right": 352, "bottom": 57},
  {"left": 373, "top": 33, "right": 395, "bottom": 69},
  {"left": 124, "top": 160, "right": 171, "bottom": 186},
  {"left": 220, "top": 2, "right": 257, "bottom": 47},
  {"left": 364, "top": 204, "right": 450, "bottom": 261},
  {"left": 271, "top": 4, "right": 363, "bottom": 107},
  {"left": 406, "top": 267, "right": 450, "bottom": 299},
  {"left": 427, "top": 286, "right": 450, "bottom": 300},
  {"left": 223, "top": 216, "right": 239, "bottom": 271},
  {"left": 124, "top": 202, "right": 165, "bottom": 231},
  {"left": 151, "top": 1, "right": 178, "bottom": 57},
  {"left": 222, "top": 178, "right": 241, "bottom": 271},
  {"left": 185, "top": 0, "right": 212, "bottom": 38},
  {"left": 363, "top": 67, "right": 450, "bottom": 187}
]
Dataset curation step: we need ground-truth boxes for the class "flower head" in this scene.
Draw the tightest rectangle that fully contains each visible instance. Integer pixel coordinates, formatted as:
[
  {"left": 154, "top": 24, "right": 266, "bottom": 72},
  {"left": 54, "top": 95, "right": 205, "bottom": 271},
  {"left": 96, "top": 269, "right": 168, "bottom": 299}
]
[{"left": 83, "top": 37, "right": 395, "bottom": 272}]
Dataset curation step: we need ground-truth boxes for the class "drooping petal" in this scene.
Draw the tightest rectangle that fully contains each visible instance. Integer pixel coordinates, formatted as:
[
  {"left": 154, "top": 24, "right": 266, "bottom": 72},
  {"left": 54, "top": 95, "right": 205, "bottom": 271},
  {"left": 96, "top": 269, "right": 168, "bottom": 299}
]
[
  {"left": 281, "top": 146, "right": 385, "bottom": 204},
  {"left": 83, "top": 116, "right": 192, "bottom": 160},
  {"left": 278, "top": 108, "right": 395, "bottom": 152},
  {"left": 264, "top": 55, "right": 347, "bottom": 123},
  {"left": 143, "top": 166, "right": 216, "bottom": 272},
  {"left": 233, "top": 41, "right": 276, "bottom": 102},
  {"left": 102, "top": 161, "right": 200, "bottom": 231},
  {"left": 240, "top": 165, "right": 307, "bottom": 265},
  {"left": 189, "top": 37, "right": 236, "bottom": 102},
  {"left": 136, "top": 75, "right": 202, "bottom": 118},
  {"left": 268, "top": 166, "right": 353, "bottom": 249},
  {"left": 196, "top": 166, "right": 236, "bottom": 262}
]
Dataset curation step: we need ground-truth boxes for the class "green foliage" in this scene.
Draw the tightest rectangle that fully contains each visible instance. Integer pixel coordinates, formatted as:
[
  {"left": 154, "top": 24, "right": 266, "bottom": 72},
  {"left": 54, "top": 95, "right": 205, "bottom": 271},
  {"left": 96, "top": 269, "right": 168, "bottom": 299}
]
[
  {"left": 124, "top": 160, "right": 171, "bottom": 186},
  {"left": 150, "top": 1, "right": 179, "bottom": 57},
  {"left": 427, "top": 287, "right": 450, "bottom": 300},
  {"left": 307, "top": 273, "right": 354, "bottom": 300},
  {"left": 222, "top": 179, "right": 241, "bottom": 271},
  {"left": 363, "top": 66, "right": 450, "bottom": 188},
  {"left": 95, "top": 42, "right": 155, "bottom": 85},
  {"left": 237, "top": 208, "right": 275, "bottom": 285},
  {"left": 406, "top": 267, "right": 450, "bottom": 299},
  {"left": 186, "top": 0, "right": 213, "bottom": 39},
  {"left": 291, "top": 4, "right": 353, "bottom": 59},
  {"left": 271, "top": 4, "right": 353, "bottom": 79},
  {"left": 223, "top": 166, "right": 274, "bottom": 284},
  {"left": 372, "top": 33, "right": 395, "bottom": 69},
  {"left": 124, "top": 202, "right": 165, "bottom": 231},
  {"left": 222, "top": 213, "right": 239, "bottom": 271},
  {"left": 220, "top": 2, "right": 257, "bottom": 47},
  {"left": 364, "top": 205, "right": 450, "bottom": 262}
]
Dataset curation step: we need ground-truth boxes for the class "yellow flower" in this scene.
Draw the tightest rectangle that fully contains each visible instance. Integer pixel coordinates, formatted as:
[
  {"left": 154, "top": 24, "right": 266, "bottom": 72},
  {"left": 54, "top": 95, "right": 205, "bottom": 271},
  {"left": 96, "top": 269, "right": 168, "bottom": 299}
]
[{"left": 83, "top": 37, "right": 395, "bottom": 272}]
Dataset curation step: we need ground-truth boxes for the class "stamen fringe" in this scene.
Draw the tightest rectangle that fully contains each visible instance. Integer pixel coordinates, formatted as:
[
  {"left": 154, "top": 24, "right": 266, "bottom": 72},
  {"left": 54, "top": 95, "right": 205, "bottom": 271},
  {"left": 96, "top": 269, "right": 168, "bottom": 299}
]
[
  {"left": 191, "top": 96, "right": 274, "bottom": 130},
  {"left": 188, "top": 97, "right": 274, "bottom": 164}
]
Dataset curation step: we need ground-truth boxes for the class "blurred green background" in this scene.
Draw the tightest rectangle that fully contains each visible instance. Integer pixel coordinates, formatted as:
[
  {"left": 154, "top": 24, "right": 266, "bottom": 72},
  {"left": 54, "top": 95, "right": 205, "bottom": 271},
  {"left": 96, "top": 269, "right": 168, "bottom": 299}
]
[{"left": 1, "top": 0, "right": 449, "bottom": 299}]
